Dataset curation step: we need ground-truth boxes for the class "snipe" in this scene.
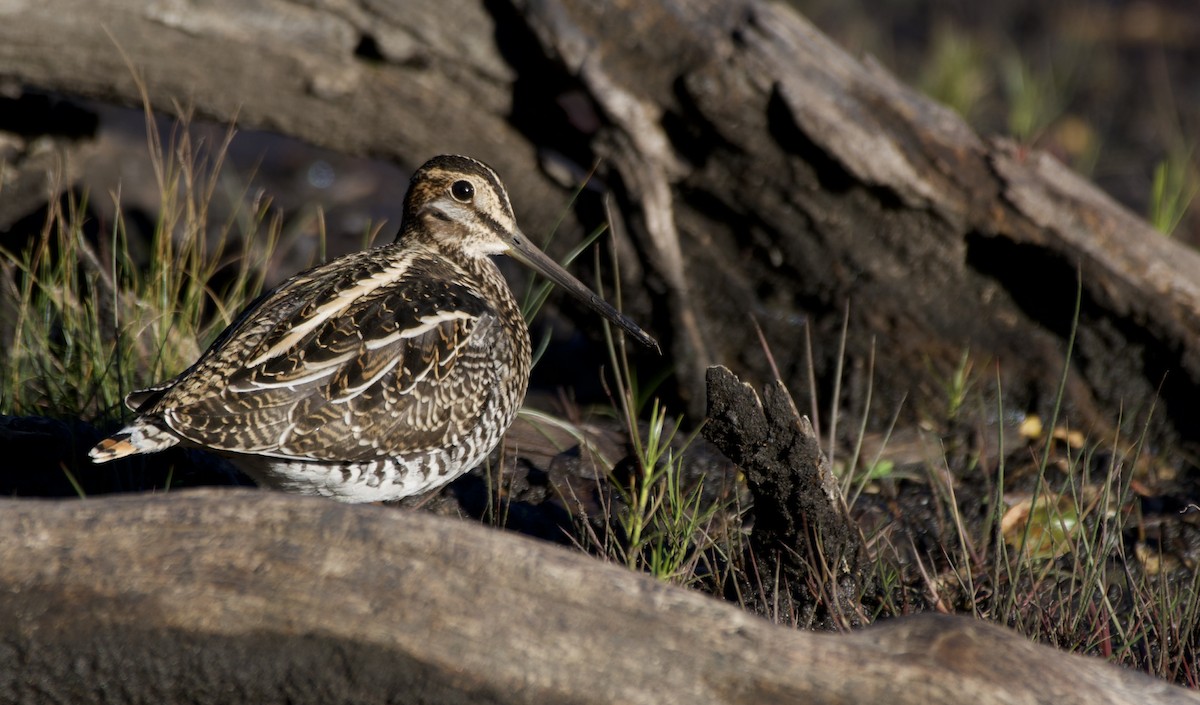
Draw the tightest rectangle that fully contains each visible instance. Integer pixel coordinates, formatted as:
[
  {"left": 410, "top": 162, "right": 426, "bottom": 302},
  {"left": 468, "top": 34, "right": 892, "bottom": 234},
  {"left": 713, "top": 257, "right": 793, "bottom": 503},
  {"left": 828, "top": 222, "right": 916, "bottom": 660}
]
[{"left": 90, "top": 155, "right": 657, "bottom": 502}]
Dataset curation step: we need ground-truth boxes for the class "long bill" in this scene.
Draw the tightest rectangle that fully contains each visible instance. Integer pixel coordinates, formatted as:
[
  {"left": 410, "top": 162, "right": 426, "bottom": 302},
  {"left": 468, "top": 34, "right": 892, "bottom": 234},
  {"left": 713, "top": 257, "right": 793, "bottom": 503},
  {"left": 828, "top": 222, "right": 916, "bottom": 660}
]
[{"left": 505, "top": 229, "right": 660, "bottom": 353}]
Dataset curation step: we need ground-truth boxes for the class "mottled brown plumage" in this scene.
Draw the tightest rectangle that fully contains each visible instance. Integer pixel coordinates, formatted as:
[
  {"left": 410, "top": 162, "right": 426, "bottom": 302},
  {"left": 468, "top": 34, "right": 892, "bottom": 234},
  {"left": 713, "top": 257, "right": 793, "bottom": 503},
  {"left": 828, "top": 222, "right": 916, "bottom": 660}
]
[{"left": 90, "top": 155, "right": 657, "bottom": 502}]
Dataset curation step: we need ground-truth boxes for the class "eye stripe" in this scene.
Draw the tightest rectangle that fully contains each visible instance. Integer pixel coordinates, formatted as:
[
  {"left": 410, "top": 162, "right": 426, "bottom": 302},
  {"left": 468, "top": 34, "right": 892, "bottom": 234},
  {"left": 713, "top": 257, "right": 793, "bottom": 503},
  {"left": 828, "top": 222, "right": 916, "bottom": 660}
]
[{"left": 445, "top": 155, "right": 513, "bottom": 220}]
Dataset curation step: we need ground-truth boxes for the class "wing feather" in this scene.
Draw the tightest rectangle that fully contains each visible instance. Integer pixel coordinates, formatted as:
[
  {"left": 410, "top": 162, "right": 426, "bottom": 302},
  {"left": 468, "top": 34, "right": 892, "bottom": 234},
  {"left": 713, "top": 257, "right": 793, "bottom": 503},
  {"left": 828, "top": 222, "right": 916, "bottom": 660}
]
[{"left": 147, "top": 246, "right": 508, "bottom": 462}]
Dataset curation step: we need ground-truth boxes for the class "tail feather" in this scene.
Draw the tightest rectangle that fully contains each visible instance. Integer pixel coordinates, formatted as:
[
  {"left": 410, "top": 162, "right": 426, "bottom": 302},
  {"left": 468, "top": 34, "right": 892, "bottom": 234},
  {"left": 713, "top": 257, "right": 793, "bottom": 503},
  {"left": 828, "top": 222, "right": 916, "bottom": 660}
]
[{"left": 89, "top": 422, "right": 181, "bottom": 463}]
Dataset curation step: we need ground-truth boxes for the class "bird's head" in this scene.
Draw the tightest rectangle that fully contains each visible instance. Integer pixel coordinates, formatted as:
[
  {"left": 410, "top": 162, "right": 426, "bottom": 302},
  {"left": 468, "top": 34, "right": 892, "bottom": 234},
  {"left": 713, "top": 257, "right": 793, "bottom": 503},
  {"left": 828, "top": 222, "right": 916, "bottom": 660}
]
[{"left": 399, "top": 154, "right": 659, "bottom": 352}]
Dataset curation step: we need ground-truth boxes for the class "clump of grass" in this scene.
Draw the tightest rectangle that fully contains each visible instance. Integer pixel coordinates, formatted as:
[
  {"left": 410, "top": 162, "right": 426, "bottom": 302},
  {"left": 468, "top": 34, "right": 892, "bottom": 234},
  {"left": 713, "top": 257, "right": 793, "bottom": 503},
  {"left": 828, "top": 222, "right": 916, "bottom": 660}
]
[
  {"left": 611, "top": 399, "right": 719, "bottom": 583},
  {"left": 1148, "top": 150, "right": 1198, "bottom": 236},
  {"left": 916, "top": 22, "right": 989, "bottom": 122},
  {"left": 1001, "top": 51, "right": 1073, "bottom": 146},
  {"left": 2, "top": 189, "right": 113, "bottom": 415},
  {"left": 0, "top": 108, "right": 282, "bottom": 422}
]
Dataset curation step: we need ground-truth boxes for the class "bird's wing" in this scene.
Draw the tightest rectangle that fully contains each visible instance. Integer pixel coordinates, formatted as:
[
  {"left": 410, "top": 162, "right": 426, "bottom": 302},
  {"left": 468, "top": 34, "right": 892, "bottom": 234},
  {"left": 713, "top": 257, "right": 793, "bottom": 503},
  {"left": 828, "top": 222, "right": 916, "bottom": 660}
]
[{"left": 151, "top": 249, "right": 509, "bottom": 462}]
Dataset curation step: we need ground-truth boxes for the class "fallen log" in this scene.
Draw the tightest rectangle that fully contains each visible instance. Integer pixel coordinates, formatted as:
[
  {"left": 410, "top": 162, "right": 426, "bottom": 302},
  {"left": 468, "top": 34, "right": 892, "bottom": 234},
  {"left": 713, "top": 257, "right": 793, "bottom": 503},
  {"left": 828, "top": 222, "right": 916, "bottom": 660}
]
[{"left": 0, "top": 490, "right": 1194, "bottom": 705}]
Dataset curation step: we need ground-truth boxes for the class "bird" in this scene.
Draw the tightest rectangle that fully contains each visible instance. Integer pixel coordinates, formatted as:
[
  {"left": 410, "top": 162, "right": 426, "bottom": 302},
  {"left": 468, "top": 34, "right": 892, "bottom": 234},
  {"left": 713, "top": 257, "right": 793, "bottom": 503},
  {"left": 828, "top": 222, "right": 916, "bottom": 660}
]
[{"left": 89, "top": 154, "right": 658, "bottom": 502}]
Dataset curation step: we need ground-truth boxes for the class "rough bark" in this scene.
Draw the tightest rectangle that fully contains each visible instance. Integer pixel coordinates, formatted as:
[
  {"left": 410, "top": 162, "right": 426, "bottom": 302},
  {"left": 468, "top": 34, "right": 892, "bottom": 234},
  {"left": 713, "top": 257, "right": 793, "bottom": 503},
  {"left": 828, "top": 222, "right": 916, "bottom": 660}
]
[
  {"left": 0, "top": 489, "right": 1193, "bottom": 705},
  {"left": 3, "top": 0, "right": 1200, "bottom": 441},
  {"left": 703, "top": 364, "right": 870, "bottom": 627}
]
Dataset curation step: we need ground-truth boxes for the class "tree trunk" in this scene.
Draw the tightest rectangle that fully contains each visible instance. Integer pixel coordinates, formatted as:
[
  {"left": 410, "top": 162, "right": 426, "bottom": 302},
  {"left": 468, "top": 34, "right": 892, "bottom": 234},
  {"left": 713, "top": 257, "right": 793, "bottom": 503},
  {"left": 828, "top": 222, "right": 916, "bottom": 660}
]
[{"left": 0, "top": 489, "right": 1193, "bottom": 705}]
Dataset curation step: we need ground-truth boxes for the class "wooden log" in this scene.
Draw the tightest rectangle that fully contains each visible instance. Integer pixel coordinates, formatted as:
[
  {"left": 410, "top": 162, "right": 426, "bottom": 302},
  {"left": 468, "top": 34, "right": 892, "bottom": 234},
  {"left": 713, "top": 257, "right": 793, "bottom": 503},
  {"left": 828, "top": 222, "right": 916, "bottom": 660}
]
[
  {"left": 703, "top": 365, "right": 870, "bottom": 627},
  {"left": 0, "top": 489, "right": 1194, "bottom": 705}
]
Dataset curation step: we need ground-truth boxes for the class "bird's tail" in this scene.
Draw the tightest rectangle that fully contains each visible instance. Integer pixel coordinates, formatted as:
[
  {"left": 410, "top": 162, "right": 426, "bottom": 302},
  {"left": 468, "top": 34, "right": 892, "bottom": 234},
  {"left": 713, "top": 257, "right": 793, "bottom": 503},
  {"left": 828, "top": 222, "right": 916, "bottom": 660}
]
[{"left": 89, "top": 421, "right": 181, "bottom": 463}]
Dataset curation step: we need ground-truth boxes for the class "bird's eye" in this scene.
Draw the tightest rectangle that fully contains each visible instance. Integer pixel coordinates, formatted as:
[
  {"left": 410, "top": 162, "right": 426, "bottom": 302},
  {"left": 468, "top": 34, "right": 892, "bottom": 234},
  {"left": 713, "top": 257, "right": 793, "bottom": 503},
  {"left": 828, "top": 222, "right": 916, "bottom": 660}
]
[{"left": 450, "top": 180, "right": 475, "bottom": 202}]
